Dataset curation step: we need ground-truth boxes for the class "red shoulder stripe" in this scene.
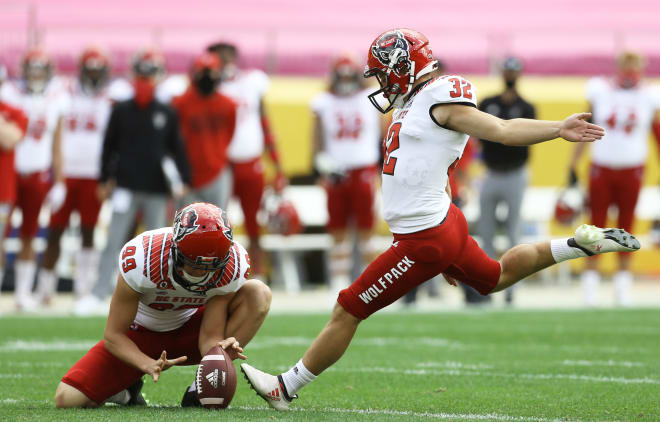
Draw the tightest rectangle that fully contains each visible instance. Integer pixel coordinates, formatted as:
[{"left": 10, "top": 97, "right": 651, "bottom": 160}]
[
  {"left": 149, "top": 233, "right": 165, "bottom": 286},
  {"left": 142, "top": 235, "right": 150, "bottom": 279}
]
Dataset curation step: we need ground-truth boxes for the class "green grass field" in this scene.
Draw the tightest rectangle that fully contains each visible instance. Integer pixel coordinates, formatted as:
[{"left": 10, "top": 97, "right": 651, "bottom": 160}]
[{"left": 1, "top": 309, "right": 659, "bottom": 421}]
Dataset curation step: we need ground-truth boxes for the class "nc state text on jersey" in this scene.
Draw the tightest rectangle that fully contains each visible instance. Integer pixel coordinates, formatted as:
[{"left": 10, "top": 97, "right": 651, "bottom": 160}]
[{"left": 155, "top": 295, "right": 205, "bottom": 304}]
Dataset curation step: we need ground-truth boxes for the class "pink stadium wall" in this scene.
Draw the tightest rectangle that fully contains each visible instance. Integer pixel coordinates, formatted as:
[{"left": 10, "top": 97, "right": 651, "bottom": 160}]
[{"left": 1, "top": 0, "right": 659, "bottom": 76}]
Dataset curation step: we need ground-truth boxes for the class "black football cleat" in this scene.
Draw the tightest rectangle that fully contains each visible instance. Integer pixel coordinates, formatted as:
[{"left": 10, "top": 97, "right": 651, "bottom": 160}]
[
  {"left": 180, "top": 386, "right": 202, "bottom": 408},
  {"left": 126, "top": 378, "right": 147, "bottom": 406}
]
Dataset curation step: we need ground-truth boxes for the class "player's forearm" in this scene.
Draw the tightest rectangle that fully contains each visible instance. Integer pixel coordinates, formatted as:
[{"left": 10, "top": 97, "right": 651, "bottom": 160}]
[
  {"left": 104, "top": 332, "right": 155, "bottom": 373},
  {"left": 494, "top": 118, "right": 561, "bottom": 146},
  {"left": 51, "top": 155, "right": 64, "bottom": 182},
  {"left": 199, "top": 334, "right": 224, "bottom": 357},
  {"left": 52, "top": 121, "right": 64, "bottom": 182},
  {"left": 442, "top": 105, "right": 561, "bottom": 147},
  {"left": 198, "top": 296, "right": 230, "bottom": 356}
]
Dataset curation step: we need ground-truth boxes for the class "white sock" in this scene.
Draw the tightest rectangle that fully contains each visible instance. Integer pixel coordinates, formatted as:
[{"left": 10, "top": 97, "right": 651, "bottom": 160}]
[
  {"left": 280, "top": 359, "right": 317, "bottom": 396},
  {"left": 614, "top": 271, "right": 633, "bottom": 306},
  {"left": 75, "top": 248, "right": 100, "bottom": 298},
  {"left": 36, "top": 269, "right": 57, "bottom": 301},
  {"left": 106, "top": 389, "right": 130, "bottom": 405},
  {"left": 14, "top": 260, "right": 36, "bottom": 299},
  {"left": 550, "top": 238, "right": 588, "bottom": 263},
  {"left": 187, "top": 380, "right": 197, "bottom": 393},
  {"left": 581, "top": 270, "right": 600, "bottom": 306}
]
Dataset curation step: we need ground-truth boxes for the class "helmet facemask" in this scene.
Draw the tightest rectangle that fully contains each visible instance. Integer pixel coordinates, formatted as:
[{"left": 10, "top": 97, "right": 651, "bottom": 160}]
[
  {"left": 80, "top": 62, "right": 109, "bottom": 94},
  {"left": 23, "top": 63, "right": 51, "bottom": 94},
  {"left": 171, "top": 244, "right": 231, "bottom": 293},
  {"left": 364, "top": 44, "right": 416, "bottom": 113},
  {"left": 331, "top": 61, "right": 362, "bottom": 96}
]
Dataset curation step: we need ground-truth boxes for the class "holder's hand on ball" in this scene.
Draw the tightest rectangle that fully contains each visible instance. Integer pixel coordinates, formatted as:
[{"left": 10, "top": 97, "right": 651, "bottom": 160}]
[{"left": 218, "top": 337, "right": 246, "bottom": 361}]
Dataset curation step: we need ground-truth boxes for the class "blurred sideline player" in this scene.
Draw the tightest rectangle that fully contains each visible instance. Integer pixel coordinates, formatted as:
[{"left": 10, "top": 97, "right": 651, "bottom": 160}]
[
  {"left": 0, "top": 63, "right": 29, "bottom": 292},
  {"left": 34, "top": 47, "right": 113, "bottom": 305},
  {"left": 240, "top": 28, "right": 641, "bottom": 410},
  {"left": 54, "top": 202, "right": 271, "bottom": 408},
  {"left": 570, "top": 51, "right": 660, "bottom": 306},
  {"left": 3, "top": 49, "right": 67, "bottom": 310},
  {"left": 208, "top": 42, "right": 287, "bottom": 277},
  {"left": 311, "top": 54, "right": 381, "bottom": 292},
  {"left": 475, "top": 57, "right": 536, "bottom": 305},
  {"left": 76, "top": 50, "right": 191, "bottom": 314},
  {"left": 172, "top": 53, "right": 237, "bottom": 208}
]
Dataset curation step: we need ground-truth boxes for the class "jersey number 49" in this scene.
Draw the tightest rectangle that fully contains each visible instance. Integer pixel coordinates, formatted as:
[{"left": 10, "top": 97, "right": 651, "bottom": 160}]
[{"left": 122, "top": 246, "right": 137, "bottom": 273}]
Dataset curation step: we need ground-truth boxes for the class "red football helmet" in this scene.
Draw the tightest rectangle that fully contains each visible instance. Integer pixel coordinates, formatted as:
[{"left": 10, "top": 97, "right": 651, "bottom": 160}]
[
  {"left": 171, "top": 203, "right": 233, "bottom": 292},
  {"left": 330, "top": 53, "right": 363, "bottom": 96},
  {"left": 22, "top": 48, "right": 53, "bottom": 93},
  {"left": 79, "top": 47, "right": 110, "bottom": 92},
  {"left": 267, "top": 199, "right": 301, "bottom": 236},
  {"left": 554, "top": 186, "right": 584, "bottom": 225},
  {"left": 132, "top": 48, "right": 165, "bottom": 78},
  {"left": 363, "top": 28, "right": 438, "bottom": 113}
]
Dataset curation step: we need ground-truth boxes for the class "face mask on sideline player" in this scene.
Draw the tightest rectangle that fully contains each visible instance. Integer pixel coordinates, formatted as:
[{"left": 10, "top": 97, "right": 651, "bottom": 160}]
[
  {"left": 79, "top": 47, "right": 110, "bottom": 94},
  {"left": 22, "top": 49, "right": 53, "bottom": 94},
  {"left": 191, "top": 53, "right": 222, "bottom": 96}
]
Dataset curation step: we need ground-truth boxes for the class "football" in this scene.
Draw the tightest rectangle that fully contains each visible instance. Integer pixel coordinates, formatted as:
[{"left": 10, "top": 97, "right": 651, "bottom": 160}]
[{"left": 195, "top": 346, "right": 237, "bottom": 409}]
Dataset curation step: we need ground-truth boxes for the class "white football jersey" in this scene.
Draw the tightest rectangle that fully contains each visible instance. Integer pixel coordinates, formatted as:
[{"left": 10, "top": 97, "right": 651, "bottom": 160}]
[
  {"left": 4, "top": 79, "right": 68, "bottom": 175},
  {"left": 311, "top": 89, "right": 381, "bottom": 170},
  {"left": 586, "top": 77, "right": 660, "bottom": 168},
  {"left": 382, "top": 75, "right": 477, "bottom": 234},
  {"left": 60, "top": 80, "right": 113, "bottom": 179},
  {"left": 221, "top": 70, "right": 270, "bottom": 162},
  {"left": 119, "top": 227, "right": 251, "bottom": 332}
]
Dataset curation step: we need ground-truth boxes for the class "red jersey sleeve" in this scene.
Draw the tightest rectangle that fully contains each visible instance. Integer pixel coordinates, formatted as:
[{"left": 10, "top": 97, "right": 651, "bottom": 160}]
[{"left": 1, "top": 102, "right": 28, "bottom": 136}]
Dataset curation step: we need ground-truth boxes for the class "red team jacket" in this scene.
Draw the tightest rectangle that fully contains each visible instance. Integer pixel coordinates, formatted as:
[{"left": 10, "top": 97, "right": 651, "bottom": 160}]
[{"left": 172, "top": 88, "right": 237, "bottom": 189}]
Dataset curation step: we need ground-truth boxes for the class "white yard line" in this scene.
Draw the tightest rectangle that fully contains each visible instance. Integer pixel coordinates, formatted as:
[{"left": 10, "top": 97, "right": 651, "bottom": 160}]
[
  {"left": 0, "top": 340, "right": 96, "bottom": 352},
  {"left": 247, "top": 336, "right": 464, "bottom": 349},
  {"left": 331, "top": 366, "right": 660, "bottom": 385},
  {"left": 561, "top": 359, "right": 643, "bottom": 368},
  {"left": 27, "top": 336, "right": 448, "bottom": 351},
  {"left": 233, "top": 405, "right": 584, "bottom": 422},
  {"left": 0, "top": 337, "right": 653, "bottom": 360},
  {"left": 0, "top": 361, "right": 70, "bottom": 368},
  {"left": 416, "top": 361, "right": 493, "bottom": 370},
  {"left": 0, "top": 400, "right": 585, "bottom": 422},
  {"left": 0, "top": 374, "right": 40, "bottom": 378}
]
